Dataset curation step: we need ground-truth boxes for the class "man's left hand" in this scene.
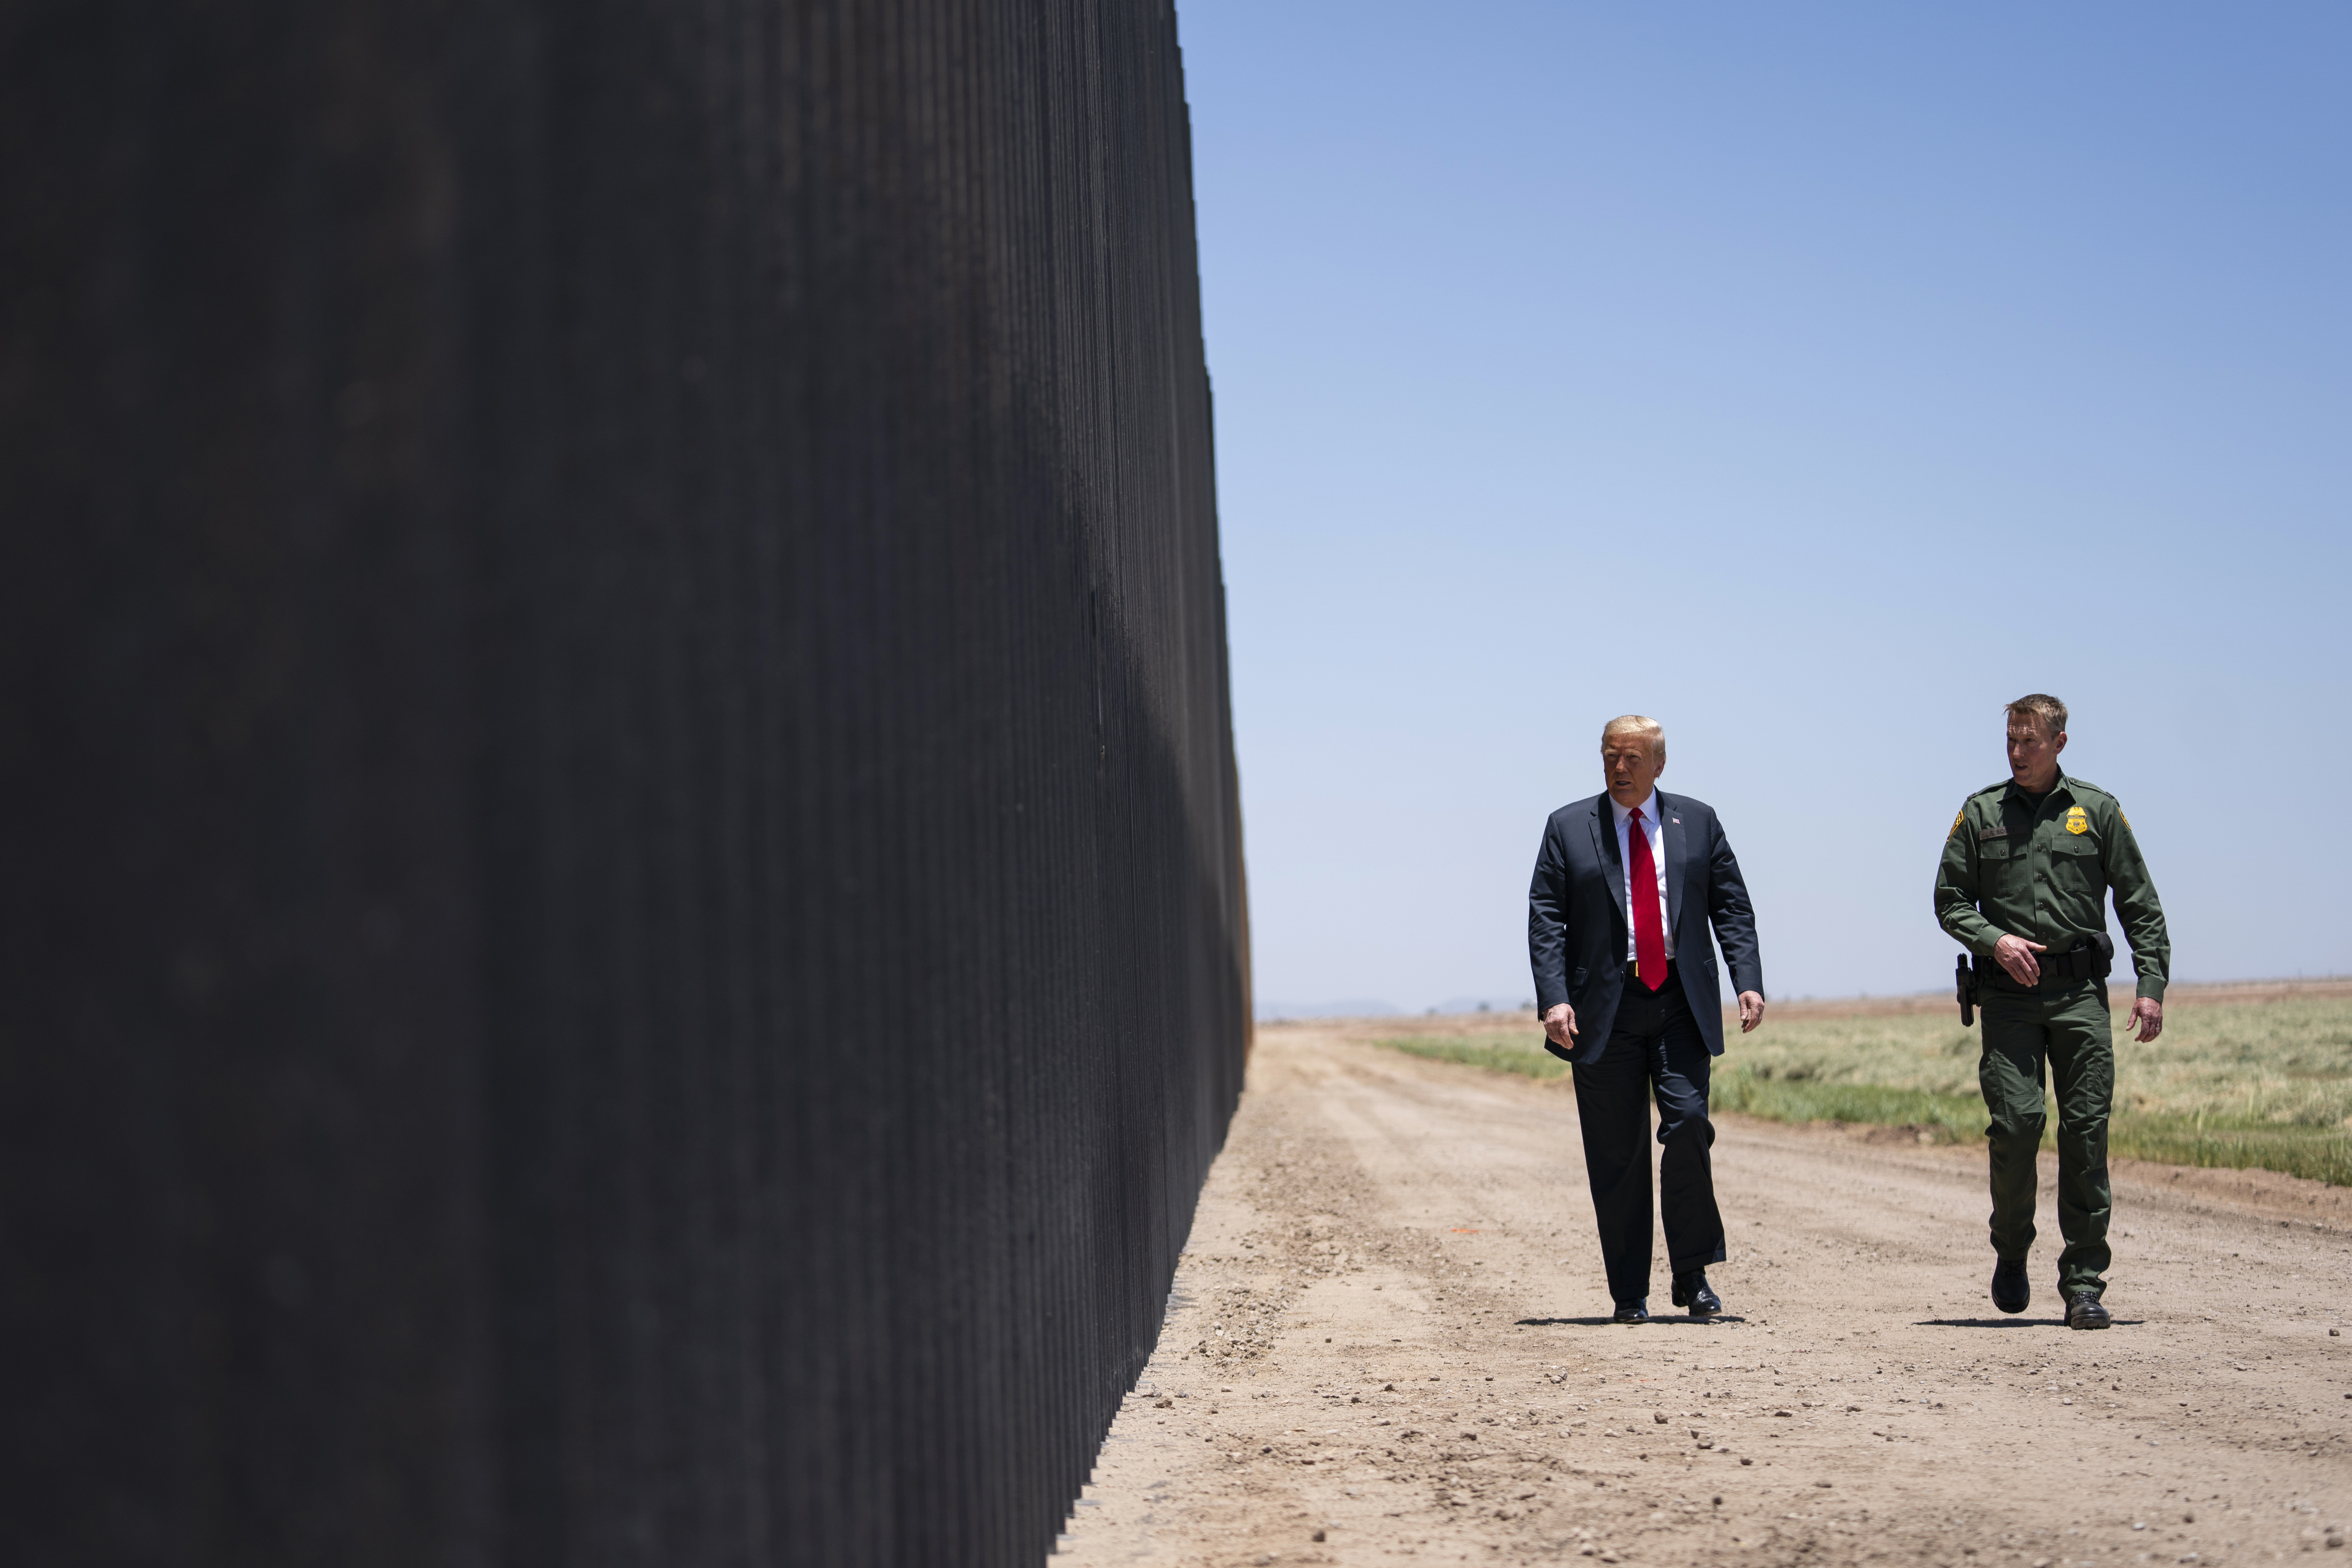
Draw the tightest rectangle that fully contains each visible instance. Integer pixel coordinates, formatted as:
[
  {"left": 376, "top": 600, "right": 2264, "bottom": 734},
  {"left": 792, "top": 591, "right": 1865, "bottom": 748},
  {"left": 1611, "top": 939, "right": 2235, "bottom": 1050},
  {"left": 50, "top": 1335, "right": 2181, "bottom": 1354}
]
[
  {"left": 2126, "top": 997, "right": 2163, "bottom": 1043},
  {"left": 1737, "top": 991, "right": 1766, "bottom": 1034}
]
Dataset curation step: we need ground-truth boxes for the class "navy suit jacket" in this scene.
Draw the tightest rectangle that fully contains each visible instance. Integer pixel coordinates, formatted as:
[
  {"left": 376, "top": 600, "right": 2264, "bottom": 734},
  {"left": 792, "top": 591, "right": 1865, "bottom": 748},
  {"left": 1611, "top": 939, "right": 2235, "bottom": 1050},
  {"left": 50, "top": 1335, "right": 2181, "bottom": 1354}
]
[{"left": 1526, "top": 790, "right": 1764, "bottom": 1064}]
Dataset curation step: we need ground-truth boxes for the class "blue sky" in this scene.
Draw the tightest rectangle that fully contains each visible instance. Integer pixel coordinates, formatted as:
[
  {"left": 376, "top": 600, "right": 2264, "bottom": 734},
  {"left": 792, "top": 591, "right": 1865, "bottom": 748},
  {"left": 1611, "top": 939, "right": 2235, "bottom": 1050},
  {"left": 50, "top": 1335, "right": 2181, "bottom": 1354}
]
[{"left": 1175, "top": 2, "right": 2352, "bottom": 1013}]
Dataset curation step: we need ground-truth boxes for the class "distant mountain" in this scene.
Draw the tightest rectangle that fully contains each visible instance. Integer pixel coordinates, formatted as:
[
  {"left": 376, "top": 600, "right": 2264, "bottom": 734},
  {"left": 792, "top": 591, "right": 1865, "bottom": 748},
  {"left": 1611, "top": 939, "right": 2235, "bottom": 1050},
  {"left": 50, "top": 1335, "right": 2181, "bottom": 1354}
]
[
  {"left": 1253, "top": 996, "right": 1537, "bottom": 1020},
  {"left": 1252, "top": 998, "right": 1399, "bottom": 1020},
  {"left": 1430, "top": 997, "right": 1537, "bottom": 1018}
]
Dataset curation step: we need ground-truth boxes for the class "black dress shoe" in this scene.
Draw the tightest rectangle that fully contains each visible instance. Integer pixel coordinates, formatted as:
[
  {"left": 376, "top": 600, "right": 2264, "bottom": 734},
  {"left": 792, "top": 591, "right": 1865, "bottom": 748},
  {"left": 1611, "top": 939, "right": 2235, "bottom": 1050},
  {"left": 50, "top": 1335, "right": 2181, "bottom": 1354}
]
[
  {"left": 1613, "top": 1299, "right": 1649, "bottom": 1324},
  {"left": 1991, "top": 1256, "right": 2030, "bottom": 1314},
  {"left": 1671, "top": 1270, "right": 1722, "bottom": 1317},
  {"left": 2065, "top": 1291, "right": 2112, "bottom": 1330}
]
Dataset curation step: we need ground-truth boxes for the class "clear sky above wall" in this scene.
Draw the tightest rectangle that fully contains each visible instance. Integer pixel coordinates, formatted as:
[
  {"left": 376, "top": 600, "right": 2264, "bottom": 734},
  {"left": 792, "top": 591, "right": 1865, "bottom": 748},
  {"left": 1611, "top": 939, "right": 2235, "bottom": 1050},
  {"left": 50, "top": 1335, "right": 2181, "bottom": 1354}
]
[{"left": 1178, "top": 0, "right": 2352, "bottom": 1014}]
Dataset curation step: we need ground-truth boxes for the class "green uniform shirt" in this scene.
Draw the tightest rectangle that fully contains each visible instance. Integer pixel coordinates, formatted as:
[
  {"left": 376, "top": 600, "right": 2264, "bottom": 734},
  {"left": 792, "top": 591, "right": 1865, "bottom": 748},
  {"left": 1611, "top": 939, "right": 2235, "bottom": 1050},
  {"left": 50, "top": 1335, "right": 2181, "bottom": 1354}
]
[{"left": 1934, "top": 769, "right": 2171, "bottom": 1001}]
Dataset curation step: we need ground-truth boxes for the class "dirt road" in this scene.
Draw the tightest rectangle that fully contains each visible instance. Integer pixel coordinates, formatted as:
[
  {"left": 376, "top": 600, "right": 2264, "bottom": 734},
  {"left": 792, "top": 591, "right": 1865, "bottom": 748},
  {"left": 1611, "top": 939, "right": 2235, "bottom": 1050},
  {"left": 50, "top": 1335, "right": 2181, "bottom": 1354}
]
[{"left": 1055, "top": 1022, "right": 2352, "bottom": 1566}]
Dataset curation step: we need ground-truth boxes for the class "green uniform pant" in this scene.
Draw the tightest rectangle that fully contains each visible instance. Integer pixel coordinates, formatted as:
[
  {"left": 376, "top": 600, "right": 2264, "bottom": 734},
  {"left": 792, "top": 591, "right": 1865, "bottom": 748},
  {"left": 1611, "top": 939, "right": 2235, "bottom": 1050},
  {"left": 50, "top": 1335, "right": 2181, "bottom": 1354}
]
[{"left": 1978, "top": 980, "right": 2113, "bottom": 1297}]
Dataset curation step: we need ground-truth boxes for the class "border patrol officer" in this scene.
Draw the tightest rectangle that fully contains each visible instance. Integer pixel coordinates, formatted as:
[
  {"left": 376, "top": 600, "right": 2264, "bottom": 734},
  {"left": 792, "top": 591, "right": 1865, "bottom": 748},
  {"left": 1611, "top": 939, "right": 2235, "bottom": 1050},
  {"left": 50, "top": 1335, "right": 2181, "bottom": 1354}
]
[{"left": 1935, "top": 694, "right": 2169, "bottom": 1330}]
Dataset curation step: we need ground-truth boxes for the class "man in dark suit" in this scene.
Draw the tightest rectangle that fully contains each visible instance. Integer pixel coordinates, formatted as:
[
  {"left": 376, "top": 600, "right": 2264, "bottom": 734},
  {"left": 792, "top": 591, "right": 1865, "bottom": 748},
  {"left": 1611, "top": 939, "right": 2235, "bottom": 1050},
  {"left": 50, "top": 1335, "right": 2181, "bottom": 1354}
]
[{"left": 1527, "top": 715, "right": 1765, "bottom": 1323}]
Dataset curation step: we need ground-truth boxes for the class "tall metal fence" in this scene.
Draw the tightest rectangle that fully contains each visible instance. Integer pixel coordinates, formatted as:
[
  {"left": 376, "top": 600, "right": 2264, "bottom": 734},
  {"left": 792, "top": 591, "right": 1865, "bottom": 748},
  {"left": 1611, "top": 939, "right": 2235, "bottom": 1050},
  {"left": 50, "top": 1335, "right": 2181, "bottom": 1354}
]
[{"left": 0, "top": 2, "right": 1245, "bottom": 1563}]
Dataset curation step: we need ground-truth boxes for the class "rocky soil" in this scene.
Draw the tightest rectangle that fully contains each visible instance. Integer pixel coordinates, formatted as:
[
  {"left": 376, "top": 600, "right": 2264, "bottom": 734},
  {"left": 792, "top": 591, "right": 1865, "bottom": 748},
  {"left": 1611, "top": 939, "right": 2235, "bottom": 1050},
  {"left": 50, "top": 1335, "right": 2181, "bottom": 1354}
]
[{"left": 1054, "top": 1021, "right": 2352, "bottom": 1566}]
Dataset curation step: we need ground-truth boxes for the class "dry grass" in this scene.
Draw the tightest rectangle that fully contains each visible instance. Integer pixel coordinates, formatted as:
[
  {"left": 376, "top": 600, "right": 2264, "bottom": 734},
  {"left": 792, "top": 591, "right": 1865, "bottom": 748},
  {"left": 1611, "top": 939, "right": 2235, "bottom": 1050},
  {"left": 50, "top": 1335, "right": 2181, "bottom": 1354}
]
[
  {"left": 1375, "top": 982, "right": 2352, "bottom": 1186},
  {"left": 1378, "top": 1034, "right": 1567, "bottom": 1079}
]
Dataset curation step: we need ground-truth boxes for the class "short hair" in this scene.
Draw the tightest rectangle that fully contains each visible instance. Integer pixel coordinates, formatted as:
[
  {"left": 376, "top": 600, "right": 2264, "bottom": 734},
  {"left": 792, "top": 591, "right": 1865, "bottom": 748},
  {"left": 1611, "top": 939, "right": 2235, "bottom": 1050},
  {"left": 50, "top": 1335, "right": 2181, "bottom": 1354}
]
[
  {"left": 2005, "top": 693, "right": 2068, "bottom": 740},
  {"left": 1600, "top": 714, "right": 1665, "bottom": 764}
]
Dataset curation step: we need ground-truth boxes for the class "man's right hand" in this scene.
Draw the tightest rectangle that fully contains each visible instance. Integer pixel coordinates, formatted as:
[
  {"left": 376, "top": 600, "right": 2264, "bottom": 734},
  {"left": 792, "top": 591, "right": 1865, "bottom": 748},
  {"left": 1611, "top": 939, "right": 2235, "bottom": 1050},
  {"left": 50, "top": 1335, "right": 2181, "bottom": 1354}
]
[
  {"left": 1543, "top": 1003, "right": 1577, "bottom": 1049},
  {"left": 1992, "top": 932, "right": 2046, "bottom": 987}
]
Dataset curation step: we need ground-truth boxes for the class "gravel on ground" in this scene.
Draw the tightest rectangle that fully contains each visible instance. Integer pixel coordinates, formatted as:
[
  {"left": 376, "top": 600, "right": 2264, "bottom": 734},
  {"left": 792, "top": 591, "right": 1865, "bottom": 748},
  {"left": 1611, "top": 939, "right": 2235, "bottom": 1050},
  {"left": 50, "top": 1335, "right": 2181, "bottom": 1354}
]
[{"left": 1054, "top": 1020, "right": 2352, "bottom": 1566}]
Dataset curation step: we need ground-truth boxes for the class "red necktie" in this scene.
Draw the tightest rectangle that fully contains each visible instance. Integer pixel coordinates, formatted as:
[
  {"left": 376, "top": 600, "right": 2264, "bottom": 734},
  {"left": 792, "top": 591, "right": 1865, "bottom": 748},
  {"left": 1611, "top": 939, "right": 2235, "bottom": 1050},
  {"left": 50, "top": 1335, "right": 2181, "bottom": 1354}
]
[{"left": 1628, "top": 806, "right": 1667, "bottom": 992}]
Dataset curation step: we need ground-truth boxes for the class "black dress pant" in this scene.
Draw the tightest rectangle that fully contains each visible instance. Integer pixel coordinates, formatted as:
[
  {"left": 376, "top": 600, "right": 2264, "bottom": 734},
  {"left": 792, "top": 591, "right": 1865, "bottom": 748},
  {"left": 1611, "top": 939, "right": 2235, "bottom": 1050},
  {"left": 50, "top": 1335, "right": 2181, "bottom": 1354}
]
[{"left": 1570, "top": 970, "right": 1727, "bottom": 1306}]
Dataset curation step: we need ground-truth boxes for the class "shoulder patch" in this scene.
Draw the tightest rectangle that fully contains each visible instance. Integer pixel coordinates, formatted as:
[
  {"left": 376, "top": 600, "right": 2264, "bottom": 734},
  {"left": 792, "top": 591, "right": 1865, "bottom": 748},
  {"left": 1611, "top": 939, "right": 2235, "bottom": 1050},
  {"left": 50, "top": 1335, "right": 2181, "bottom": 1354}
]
[{"left": 1950, "top": 809, "right": 1965, "bottom": 837}]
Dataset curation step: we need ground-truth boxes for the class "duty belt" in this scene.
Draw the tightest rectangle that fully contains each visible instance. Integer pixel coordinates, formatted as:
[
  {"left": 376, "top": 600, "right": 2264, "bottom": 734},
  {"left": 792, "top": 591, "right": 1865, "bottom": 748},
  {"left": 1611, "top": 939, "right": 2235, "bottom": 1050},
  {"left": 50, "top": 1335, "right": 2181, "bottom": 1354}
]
[{"left": 1972, "top": 931, "right": 2115, "bottom": 992}]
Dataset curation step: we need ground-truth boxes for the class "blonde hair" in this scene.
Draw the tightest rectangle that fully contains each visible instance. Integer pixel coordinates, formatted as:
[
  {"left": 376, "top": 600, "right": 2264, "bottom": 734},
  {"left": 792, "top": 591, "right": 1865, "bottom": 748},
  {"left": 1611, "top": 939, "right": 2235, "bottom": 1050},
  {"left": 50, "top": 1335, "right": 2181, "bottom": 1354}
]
[
  {"left": 2005, "top": 693, "right": 2067, "bottom": 740},
  {"left": 1600, "top": 714, "right": 1665, "bottom": 765}
]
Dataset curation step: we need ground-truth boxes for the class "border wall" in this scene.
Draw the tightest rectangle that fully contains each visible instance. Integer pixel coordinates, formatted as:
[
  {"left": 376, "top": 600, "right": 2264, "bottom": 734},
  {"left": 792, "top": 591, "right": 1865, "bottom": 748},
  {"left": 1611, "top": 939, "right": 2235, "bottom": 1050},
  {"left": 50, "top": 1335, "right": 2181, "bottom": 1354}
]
[{"left": 0, "top": 2, "right": 1246, "bottom": 1563}]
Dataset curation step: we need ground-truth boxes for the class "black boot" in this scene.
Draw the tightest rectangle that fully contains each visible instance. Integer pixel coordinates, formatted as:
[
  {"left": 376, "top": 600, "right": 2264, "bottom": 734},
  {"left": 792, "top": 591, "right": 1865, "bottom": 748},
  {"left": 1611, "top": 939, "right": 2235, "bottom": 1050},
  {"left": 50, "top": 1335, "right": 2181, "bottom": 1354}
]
[
  {"left": 1991, "top": 1257, "right": 2030, "bottom": 1314},
  {"left": 2065, "top": 1291, "right": 2111, "bottom": 1330}
]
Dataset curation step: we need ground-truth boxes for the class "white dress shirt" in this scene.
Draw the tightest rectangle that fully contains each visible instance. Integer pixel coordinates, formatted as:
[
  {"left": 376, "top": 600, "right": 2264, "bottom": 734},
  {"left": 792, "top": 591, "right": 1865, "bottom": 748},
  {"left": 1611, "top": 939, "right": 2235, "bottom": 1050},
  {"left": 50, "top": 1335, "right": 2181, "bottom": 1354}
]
[{"left": 1610, "top": 791, "right": 1671, "bottom": 964}]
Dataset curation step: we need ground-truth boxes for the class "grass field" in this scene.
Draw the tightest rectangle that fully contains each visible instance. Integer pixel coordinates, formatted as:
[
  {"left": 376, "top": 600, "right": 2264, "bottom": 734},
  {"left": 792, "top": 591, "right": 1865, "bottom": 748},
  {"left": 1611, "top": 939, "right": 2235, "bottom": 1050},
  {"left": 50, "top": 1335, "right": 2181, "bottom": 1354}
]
[{"left": 1377, "top": 987, "right": 2352, "bottom": 1186}]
